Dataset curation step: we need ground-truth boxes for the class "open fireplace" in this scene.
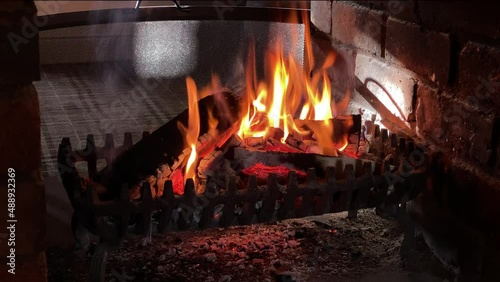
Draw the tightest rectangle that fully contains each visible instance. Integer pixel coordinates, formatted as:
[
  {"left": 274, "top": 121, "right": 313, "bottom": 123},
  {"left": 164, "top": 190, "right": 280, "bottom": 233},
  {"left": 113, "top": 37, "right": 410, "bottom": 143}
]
[{"left": 1, "top": 1, "right": 499, "bottom": 282}]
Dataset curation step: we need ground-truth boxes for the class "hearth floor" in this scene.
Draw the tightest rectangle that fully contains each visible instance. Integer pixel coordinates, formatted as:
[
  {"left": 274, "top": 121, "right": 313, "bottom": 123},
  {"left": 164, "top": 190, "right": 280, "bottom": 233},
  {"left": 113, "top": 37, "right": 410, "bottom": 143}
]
[{"left": 46, "top": 209, "right": 452, "bottom": 282}]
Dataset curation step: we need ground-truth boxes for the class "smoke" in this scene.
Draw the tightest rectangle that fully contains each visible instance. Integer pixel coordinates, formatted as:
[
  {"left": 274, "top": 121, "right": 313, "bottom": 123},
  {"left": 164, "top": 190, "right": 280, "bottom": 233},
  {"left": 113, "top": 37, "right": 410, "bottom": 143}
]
[{"left": 226, "top": 55, "right": 247, "bottom": 96}]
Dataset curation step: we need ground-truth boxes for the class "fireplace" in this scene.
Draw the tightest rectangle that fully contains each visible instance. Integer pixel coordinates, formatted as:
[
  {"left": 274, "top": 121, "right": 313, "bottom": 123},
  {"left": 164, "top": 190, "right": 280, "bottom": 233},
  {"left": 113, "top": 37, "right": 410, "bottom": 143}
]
[{"left": 2, "top": 1, "right": 500, "bottom": 282}]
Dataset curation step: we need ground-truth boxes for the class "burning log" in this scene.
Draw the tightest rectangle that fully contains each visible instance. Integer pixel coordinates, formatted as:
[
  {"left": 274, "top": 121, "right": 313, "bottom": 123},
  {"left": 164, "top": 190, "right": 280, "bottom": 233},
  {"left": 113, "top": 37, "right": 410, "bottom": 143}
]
[
  {"left": 266, "top": 138, "right": 302, "bottom": 153},
  {"left": 199, "top": 123, "right": 240, "bottom": 158},
  {"left": 294, "top": 115, "right": 361, "bottom": 143},
  {"left": 243, "top": 135, "right": 301, "bottom": 153},
  {"left": 292, "top": 115, "right": 361, "bottom": 156},
  {"left": 267, "top": 127, "right": 285, "bottom": 141},
  {"left": 167, "top": 127, "right": 240, "bottom": 195},
  {"left": 171, "top": 125, "right": 237, "bottom": 172},
  {"left": 303, "top": 141, "right": 321, "bottom": 154},
  {"left": 234, "top": 147, "right": 365, "bottom": 175},
  {"left": 244, "top": 136, "right": 266, "bottom": 148},
  {"left": 286, "top": 131, "right": 303, "bottom": 143},
  {"left": 166, "top": 132, "right": 215, "bottom": 177},
  {"left": 284, "top": 133, "right": 305, "bottom": 150},
  {"left": 241, "top": 163, "right": 307, "bottom": 185},
  {"left": 94, "top": 90, "right": 241, "bottom": 200},
  {"left": 285, "top": 133, "right": 320, "bottom": 154},
  {"left": 197, "top": 150, "right": 224, "bottom": 183}
]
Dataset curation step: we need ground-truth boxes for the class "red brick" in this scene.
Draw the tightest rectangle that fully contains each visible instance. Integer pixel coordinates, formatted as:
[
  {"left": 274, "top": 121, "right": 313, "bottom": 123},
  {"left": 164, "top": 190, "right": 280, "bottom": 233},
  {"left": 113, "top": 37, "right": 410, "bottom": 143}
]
[
  {"left": 331, "top": 2, "right": 384, "bottom": 56},
  {"left": 458, "top": 42, "right": 500, "bottom": 114},
  {"left": 415, "top": 84, "right": 443, "bottom": 141},
  {"left": 386, "top": 17, "right": 450, "bottom": 85},
  {"left": 311, "top": 0, "right": 332, "bottom": 34},
  {"left": 438, "top": 94, "right": 494, "bottom": 165},
  {"left": 417, "top": 1, "right": 500, "bottom": 42},
  {"left": 467, "top": 115, "right": 494, "bottom": 165},
  {"left": 415, "top": 86, "right": 494, "bottom": 166},
  {"left": 355, "top": 53, "right": 416, "bottom": 121},
  {"left": 352, "top": 0, "right": 418, "bottom": 23}
]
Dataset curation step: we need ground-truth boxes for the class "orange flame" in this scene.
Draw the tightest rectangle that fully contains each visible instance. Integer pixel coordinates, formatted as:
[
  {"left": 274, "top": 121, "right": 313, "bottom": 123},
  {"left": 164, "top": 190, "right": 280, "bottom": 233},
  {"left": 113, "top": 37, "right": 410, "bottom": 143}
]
[
  {"left": 175, "top": 75, "right": 222, "bottom": 194},
  {"left": 237, "top": 11, "right": 349, "bottom": 153},
  {"left": 178, "top": 77, "right": 200, "bottom": 185},
  {"left": 207, "top": 104, "right": 219, "bottom": 138},
  {"left": 339, "top": 140, "right": 349, "bottom": 152},
  {"left": 177, "top": 9, "right": 352, "bottom": 186}
]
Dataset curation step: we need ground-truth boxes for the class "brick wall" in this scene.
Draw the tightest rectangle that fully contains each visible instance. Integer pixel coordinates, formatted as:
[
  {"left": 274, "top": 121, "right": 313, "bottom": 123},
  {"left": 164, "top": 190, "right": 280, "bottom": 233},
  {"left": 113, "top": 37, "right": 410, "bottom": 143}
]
[{"left": 312, "top": 0, "right": 500, "bottom": 173}]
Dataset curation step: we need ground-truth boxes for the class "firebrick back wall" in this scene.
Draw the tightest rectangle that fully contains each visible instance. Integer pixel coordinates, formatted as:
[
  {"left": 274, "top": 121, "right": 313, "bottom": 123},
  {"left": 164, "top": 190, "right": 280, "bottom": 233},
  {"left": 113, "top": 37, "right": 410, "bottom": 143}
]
[{"left": 311, "top": 0, "right": 500, "bottom": 173}]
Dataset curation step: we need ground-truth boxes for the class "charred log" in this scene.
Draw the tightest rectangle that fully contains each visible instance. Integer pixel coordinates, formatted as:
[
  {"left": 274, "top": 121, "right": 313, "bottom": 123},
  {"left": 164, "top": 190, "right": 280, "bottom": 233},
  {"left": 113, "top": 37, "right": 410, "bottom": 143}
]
[{"left": 94, "top": 90, "right": 241, "bottom": 200}]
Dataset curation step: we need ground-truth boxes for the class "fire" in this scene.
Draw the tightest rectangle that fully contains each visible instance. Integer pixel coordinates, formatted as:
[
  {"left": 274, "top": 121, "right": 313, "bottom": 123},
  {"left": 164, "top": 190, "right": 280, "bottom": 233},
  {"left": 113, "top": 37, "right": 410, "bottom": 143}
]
[
  {"left": 175, "top": 9, "right": 352, "bottom": 195},
  {"left": 237, "top": 24, "right": 348, "bottom": 153},
  {"left": 339, "top": 140, "right": 349, "bottom": 151},
  {"left": 178, "top": 77, "right": 200, "bottom": 186},
  {"left": 174, "top": 75, "right": 222, "bottom": 194},
  {"left": 185, "top": 143, "right": 197, "bottom": 180}
]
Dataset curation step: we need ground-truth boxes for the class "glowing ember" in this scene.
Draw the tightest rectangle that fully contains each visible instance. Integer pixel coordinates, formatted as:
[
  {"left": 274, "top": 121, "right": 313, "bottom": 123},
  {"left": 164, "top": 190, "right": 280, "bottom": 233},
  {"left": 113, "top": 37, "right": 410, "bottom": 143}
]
[
  {"left": 170, "top": 169, "right": 184, "bottom": 195},
  {"left": 241, "top": 163, "right": 307, "bottom": 184}
]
